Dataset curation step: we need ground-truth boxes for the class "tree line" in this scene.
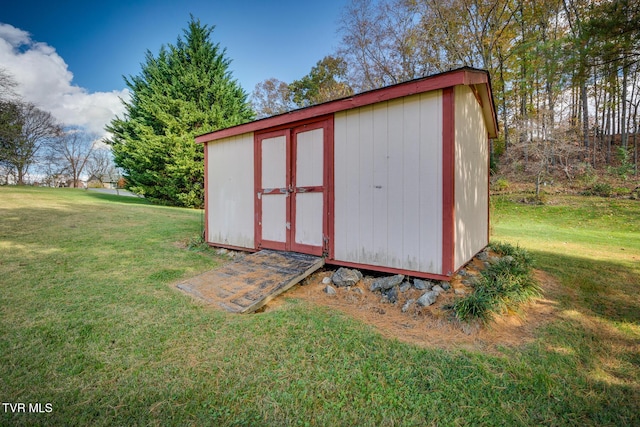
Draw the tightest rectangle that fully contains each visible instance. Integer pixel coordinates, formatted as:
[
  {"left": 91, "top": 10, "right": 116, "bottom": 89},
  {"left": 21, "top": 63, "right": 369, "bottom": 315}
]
[
  {"left": 254, "top": 0, "right": 639, "bottom": 184},
  {"left": 0, "top": 69, "right": 119, "bottom": 188},
  {"left": 3, "top": 3, "right": 637, "bottom": 207}
]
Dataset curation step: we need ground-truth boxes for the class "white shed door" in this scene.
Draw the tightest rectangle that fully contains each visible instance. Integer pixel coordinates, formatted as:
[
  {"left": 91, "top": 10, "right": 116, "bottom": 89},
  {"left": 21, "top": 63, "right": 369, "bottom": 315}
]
[
  {"left": 256, "top": 120, "right": 329, "bottom": 256},
  {"left": 258, "top": 133, "right": 289, "bottom": 251},
  {"left": 291, "top": 127, "right": 325, "bottom": 255}
]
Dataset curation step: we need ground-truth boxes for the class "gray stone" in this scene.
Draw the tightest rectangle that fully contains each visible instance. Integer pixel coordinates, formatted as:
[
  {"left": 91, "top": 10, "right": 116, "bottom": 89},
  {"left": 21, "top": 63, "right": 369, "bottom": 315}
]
[
  {"left": 440, "top": 281, "right": 451, "bottom": 290},
  {"left": 370, "top": 274, "right": 404, "bottom": 292},
  {"left": 432, "top": 285, "right": 444, "bottom": 294},
  {"left": 399, "top": 281, "right": 411, "bottom": 292},
  {"left": 331, "top": 267, "right": 363, "bottom": 288},
  {"left": 402, "top": 299, "right": 415, "bottom": 313},
  {"left": 413, "top": 278, "right": 432, "bottom": 291},
  {"left": 503, "top": 255, "right": 515, "bottom": 263},
  {"left": 384, "top": 286, "right": 399, "bottom": 304},
  {"left": 477, "top": 251, "right": 489, "bottom": 261},
  {"left": 324, "top": 285, "right": 337, "bottom": 296},
  {"left": 353, "top": 287, "right": 364, "bottom": 294},
  {"left": 322, "top": 276, "right": 332, "bottom": 285},
  {"left": 416, "top": 291, "right": 438, "bottom": 307},
  {"left": 458, "top": 269, "right": 468, "bottom": 276},
  {"left": 454, "top": 288, "right": 466, "bottom": 295}
]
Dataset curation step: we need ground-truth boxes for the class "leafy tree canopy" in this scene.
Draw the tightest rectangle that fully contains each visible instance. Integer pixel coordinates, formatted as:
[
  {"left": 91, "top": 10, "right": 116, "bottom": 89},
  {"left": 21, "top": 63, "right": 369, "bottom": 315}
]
[
  {"left": 289, "top": 56, "right": 353, "bottom": 108},
  {"left": 251, "top": 56, "right": 354, "bottom": 118},
  {"left": 106, "top": 16, "right": 254, "bottom": 207}
]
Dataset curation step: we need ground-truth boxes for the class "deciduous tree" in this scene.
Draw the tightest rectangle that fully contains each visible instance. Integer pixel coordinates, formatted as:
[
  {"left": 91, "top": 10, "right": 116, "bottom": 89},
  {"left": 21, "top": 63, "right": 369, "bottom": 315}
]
[
  {"left": 251, "top": 78, "right": 293, "bottom": 119},
  {"left": 0, "top": 101, "right": 60, "bottom": 185},
  {"left": 289, "top": 56, "right": 354, "bottom": 108},
  {"left": 46, "top": 130, "right": 97, "bottom": 188}
]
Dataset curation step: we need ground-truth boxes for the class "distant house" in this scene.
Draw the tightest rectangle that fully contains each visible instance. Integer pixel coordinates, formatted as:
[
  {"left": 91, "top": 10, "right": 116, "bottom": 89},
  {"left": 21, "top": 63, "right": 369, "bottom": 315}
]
[
  {"left": 196, "top": 67, "right": 498, "bottom": 281},
  {"left": 86, "top": 172, "right": 121, "bottom": 190}
]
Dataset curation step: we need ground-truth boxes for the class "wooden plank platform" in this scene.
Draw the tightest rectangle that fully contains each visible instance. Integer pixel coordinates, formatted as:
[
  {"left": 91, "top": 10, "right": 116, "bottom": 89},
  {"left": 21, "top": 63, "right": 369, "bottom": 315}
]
[{"left": 176, "top": 250, "right": 324, "bottom": 313}]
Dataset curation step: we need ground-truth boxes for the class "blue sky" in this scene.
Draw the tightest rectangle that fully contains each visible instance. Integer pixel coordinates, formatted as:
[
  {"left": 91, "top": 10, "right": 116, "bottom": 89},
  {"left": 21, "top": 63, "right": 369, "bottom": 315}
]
[{"left": 0, "top": 0, "right": 348, "bottom": 134}]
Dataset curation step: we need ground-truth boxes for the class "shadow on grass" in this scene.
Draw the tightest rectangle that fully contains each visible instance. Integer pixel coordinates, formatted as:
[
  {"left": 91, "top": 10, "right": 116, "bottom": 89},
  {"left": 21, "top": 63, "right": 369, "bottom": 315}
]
[
  {"left": 530, "top": 249, "right": 640, "bottom": 324},
  {"left": 84, "top": 190, "right": 152, "bottom": 206}
]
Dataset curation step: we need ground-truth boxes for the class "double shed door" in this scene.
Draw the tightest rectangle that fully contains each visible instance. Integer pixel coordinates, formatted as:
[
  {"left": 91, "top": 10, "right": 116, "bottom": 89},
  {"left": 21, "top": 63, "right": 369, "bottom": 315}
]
[{"left": 256, "top": 119, "right": 331, "bottom": 256}]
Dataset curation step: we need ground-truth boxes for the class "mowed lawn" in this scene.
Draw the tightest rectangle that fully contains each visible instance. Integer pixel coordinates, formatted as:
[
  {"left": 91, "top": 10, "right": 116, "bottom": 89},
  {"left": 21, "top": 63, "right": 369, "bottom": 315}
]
[{"left": 1, "top": 186, "right": 638, "bottom": 426}]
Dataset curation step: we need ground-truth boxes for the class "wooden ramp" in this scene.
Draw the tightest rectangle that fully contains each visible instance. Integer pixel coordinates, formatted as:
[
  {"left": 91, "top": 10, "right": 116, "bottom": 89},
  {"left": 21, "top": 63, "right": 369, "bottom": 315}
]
[{"left": 176, "top": 250, "right": 324, "bottom": 313}]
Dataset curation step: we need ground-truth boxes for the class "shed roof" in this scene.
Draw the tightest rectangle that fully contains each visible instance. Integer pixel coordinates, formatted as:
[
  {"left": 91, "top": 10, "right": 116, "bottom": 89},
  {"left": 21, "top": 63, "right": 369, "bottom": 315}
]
[{"left": 196, "top": 66, "right": 498, "bottom": 144}]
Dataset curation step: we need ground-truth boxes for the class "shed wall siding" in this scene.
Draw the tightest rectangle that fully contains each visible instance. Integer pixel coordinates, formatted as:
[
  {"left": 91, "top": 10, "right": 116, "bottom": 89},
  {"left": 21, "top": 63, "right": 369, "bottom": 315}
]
[
  {"left": 333, "top": 91, "right": 443, "bottom": 274},
  {"left": 206, "top": 133, "right": 255, "bottom": 248},
  {"left": 454, "top": 85, "right": 489, "bottom": 269}
]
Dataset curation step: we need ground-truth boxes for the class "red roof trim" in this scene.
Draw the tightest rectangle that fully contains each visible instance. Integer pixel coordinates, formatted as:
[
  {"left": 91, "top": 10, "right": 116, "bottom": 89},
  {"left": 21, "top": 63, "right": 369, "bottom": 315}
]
[{"left": 196, "top": 67, "right": 495, "bottom": 143}]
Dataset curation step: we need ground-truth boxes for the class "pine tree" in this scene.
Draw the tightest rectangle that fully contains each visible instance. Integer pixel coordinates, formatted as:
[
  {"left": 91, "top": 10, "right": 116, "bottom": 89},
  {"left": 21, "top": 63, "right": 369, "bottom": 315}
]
[{"left": 106, "top": 17, "right": 254, "bottom": 207}]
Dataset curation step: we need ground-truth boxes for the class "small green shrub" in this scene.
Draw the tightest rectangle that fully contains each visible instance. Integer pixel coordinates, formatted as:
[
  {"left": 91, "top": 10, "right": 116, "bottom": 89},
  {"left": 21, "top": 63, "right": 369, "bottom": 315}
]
[
  {"left": 489, "top": 241, "right": 534, "bottom": 268},
  {"left": 451, "top": 289, "right": 495, "bottom": 324},
  {"left": 452, "top": 242, "right": 540, "bottom": 324},
  {"left": 614, "top": 187, "right": 631, "bottom": 196},
  {"left": 590, "top": 182, "right": 613, "bottom": 197},
  {"left": 491, "top": 178, "right": 510, "bottom": 192},
  {"left": 186, "top": 235, "right": 210, "bottom": 252}
]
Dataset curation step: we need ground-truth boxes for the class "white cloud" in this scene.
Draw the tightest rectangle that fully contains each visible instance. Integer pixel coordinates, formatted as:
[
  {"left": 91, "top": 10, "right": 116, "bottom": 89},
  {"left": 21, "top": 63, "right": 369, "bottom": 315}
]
[{"left": 0, "top": 23, "right": 129, "bottom": 137}]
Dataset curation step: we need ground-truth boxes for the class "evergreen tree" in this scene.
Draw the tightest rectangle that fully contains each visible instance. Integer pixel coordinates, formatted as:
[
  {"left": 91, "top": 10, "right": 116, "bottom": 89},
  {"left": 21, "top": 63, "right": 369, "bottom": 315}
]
[{"left": 106, "top": 17, "right": 254, "bottom": 207}]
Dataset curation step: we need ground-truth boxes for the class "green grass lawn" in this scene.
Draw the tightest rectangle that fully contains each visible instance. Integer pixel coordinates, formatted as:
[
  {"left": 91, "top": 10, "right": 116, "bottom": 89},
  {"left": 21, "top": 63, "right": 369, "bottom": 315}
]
[{"left": 1, "top": 186, "right": 638, "bottom": 426}]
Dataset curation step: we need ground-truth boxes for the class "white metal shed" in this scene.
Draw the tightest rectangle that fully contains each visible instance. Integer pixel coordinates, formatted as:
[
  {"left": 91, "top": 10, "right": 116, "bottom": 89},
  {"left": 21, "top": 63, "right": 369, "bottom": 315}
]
[{"left": 196, "top": 67, "right": 498, "bottom": 281}]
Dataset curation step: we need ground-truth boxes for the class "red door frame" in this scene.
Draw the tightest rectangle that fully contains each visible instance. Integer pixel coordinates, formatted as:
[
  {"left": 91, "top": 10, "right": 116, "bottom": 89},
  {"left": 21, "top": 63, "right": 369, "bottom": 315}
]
[
  {"left": 254, "top": 116, "right": 334, "bottom": 256},
  {"left": 254, "top": 129, "right": 291, "bottom": 252}
]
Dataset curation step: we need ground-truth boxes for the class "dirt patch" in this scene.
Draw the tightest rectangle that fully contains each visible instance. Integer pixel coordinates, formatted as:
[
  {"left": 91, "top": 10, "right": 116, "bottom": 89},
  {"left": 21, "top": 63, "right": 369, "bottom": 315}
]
[{"left": 265, "top": 268, "right": 563, "bottom": 353}]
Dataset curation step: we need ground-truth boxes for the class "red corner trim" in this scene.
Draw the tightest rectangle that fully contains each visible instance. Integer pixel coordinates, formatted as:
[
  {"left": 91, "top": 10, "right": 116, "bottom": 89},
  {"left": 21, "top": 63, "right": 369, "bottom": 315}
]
[
  {"left": 442, "top": 87, "right": 455, "bottom": 276},
  {"left": 325, "top": 117, "right": 335, "bottom": 259},
  {"left": 203, "top": 142, "right": 209, "bottom": 242}
]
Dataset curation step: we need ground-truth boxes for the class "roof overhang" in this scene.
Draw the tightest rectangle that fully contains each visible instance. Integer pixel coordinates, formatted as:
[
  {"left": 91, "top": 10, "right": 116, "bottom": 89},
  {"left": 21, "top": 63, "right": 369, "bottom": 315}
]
[{"left": 196, "top": 67, "right": 498, "bottom": 144}]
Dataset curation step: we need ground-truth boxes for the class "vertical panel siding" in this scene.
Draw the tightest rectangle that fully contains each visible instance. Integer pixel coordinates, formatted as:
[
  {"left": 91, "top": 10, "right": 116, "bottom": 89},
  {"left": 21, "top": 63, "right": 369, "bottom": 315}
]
[
  {"left": 419, "top": 93, "right": 443, "bottom": 273},
  {"left": 358, "top": 105, "right": 375, "bottom": 261},
  {"left": 344, "top": 108, "right": 362, "bottom": 256},
  {"left": 386, "top": 99, "right": 405, "bottom": 267},
  {"left": 334, "top": 91, "right": 443, "bottom": 274},
  {"left": 454, "top": 85, "right": 489, "bottom": 269},
  {"left": 372, "top": 106, "right": 389, "bottom": 266},
  {"left": 206, "top": 133, "right": 255, "bottom": 248},
  {"left": 402, "top": 96, "right": 422, "bottom": 269}
]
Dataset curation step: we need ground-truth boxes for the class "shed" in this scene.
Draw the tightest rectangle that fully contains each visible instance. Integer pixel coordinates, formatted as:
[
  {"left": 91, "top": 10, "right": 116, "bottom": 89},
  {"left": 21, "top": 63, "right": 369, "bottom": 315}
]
[{"left": 196, "top": 67, "right": 498, "bottom": 281}]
